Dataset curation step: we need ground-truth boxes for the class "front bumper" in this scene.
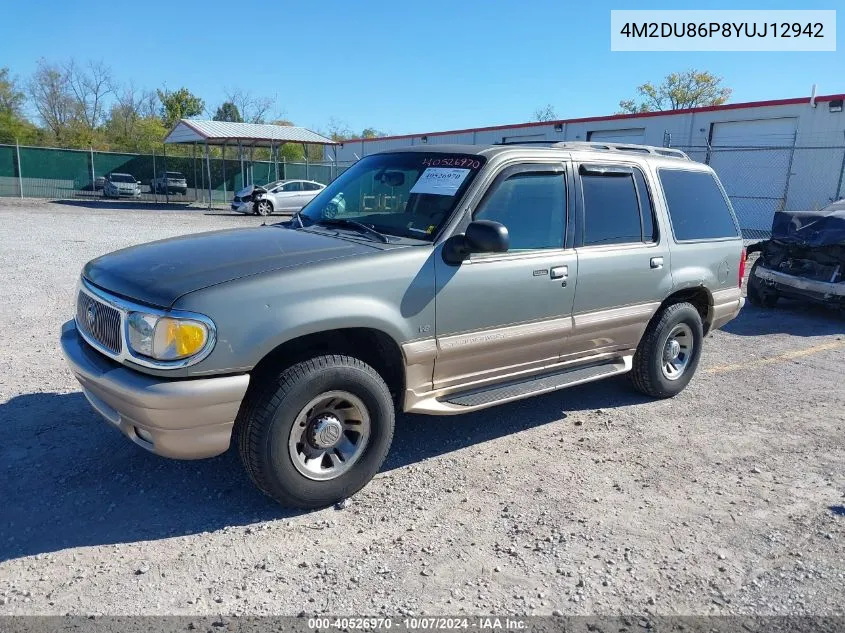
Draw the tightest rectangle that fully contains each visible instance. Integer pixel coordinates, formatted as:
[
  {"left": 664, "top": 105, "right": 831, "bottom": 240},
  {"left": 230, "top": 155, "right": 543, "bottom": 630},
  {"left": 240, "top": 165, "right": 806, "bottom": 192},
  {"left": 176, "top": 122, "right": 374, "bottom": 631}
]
[
  {"left": 754, "top": 265, "right": 845, "bottom": 301},
  {"left": 60, "top": 320, "right": 249, "bottom": 459},
  {"left": 231, "top": 201, "right": 253, "bottom": 214}
]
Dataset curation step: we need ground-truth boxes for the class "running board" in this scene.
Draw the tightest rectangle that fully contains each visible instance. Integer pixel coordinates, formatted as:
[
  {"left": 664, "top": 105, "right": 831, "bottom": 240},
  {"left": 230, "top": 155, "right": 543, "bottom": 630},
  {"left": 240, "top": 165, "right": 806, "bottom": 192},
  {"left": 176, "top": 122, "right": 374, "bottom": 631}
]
[{"left": 406, "top": 356, "right": 632, "bottom": 415}]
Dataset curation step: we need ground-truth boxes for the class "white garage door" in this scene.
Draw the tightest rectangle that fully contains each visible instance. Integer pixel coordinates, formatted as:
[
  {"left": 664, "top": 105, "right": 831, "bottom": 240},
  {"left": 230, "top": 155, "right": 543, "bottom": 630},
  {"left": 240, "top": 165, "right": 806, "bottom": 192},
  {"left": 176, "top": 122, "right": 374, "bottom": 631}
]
[
  {"left": 708, "top": 117, "right": 797, "bottom": 235},
  {"left": 587, "top": 128, "right": 646, "bottom": 144}
]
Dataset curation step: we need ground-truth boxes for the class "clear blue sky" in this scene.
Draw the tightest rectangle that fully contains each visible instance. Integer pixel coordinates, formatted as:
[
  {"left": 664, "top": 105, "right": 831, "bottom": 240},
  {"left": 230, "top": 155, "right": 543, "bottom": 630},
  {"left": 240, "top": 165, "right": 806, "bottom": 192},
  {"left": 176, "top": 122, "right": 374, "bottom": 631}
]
[{"left": 1, "top": 0, "right": 841, "bottom": 136}]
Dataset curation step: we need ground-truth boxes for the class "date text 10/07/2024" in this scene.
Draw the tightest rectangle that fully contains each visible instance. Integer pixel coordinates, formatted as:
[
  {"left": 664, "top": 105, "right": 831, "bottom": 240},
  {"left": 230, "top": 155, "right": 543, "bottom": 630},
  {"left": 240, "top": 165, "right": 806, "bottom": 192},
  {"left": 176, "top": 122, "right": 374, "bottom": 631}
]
[{"left": 306, "top": 617, "right": 529, "bottom": 630}]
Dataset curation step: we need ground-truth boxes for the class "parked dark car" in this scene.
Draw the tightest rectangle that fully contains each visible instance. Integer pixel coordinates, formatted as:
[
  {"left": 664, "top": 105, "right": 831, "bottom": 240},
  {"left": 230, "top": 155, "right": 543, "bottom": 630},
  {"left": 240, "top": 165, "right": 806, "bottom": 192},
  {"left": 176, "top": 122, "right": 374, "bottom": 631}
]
[{"left": 747, "top": 199, "right": 845, "bottom": 311}]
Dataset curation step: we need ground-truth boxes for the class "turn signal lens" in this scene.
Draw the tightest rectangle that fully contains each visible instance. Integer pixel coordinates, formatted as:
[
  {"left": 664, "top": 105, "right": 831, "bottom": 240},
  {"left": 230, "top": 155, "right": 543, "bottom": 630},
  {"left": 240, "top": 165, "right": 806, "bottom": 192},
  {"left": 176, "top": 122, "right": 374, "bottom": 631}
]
[
  {"left": 126, "top": 312, "right": 211, "bottom": 362},
  {"left": 157, "top": 318, "right": 207, "bottom": 358}
]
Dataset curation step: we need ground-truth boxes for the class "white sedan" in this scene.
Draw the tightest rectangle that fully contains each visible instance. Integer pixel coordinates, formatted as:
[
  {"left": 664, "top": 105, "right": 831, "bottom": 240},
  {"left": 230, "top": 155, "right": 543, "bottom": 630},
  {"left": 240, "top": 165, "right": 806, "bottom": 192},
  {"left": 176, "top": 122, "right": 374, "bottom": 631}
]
[{"left": 231, "top": 180, "right": 325, "bottom": 216}]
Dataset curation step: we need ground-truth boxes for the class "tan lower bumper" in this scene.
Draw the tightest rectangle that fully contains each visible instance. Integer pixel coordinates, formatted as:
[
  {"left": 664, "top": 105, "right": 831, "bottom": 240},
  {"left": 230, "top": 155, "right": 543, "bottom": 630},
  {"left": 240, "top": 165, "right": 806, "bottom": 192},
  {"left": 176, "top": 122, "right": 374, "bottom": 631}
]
[{"left": 60, "top": 321, "right": 249, "bottom": 459}]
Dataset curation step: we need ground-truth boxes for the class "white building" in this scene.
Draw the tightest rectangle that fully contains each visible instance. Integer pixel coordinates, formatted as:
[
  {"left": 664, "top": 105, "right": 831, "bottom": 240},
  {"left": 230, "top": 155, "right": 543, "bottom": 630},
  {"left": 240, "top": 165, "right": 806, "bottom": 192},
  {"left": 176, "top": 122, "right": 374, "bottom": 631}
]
[{"left": 332, "top": 93, "right": 845, "bottom": 232}]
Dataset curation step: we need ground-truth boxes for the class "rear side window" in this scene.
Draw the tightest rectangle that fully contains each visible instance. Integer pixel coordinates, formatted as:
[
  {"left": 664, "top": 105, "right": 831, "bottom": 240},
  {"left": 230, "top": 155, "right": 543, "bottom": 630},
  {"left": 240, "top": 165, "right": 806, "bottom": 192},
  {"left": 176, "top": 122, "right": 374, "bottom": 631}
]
[
  {"left": 581, "top": 165, "right": 656, "bottom": 246},
  {"left": 658, "top": 169, "right": 739, "bottom": 240}
]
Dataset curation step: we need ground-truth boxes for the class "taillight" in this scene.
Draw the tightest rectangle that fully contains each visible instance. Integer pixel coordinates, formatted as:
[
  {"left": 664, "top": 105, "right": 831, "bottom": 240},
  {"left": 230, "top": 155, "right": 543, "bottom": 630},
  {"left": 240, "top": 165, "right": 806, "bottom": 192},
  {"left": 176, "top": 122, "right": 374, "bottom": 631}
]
[{"left": 738, "top": 247, "right": 747, "bottom": 288}]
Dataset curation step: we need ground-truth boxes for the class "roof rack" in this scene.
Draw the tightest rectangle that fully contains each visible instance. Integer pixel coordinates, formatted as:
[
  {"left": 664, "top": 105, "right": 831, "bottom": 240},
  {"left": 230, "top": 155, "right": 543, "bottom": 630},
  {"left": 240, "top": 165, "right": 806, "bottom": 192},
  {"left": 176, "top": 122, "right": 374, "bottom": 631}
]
[{"left": 495, "top": 140, "right": 689, "bottom": 160}]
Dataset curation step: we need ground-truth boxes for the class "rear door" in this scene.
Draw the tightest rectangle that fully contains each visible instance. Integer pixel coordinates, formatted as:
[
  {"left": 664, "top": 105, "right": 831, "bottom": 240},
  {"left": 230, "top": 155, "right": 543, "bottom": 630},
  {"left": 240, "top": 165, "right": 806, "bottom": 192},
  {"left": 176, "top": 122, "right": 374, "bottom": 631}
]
[
  {"left": 566, "top": 162, "right": 673, "bottom": 361},
  {"left": 432, "top": 161, "right": 578, "bottom": 391}
]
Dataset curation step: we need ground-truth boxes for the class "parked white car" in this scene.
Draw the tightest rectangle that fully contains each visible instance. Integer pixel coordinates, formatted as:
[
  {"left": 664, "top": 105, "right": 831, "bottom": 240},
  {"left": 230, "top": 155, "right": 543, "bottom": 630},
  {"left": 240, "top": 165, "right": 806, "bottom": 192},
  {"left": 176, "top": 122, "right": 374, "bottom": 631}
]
[
  {"left": 102, "top": 173, "right": 141, "bottom": 198},
  {"left": 231, "top": 179, "right": 326, "bottom": 215}
]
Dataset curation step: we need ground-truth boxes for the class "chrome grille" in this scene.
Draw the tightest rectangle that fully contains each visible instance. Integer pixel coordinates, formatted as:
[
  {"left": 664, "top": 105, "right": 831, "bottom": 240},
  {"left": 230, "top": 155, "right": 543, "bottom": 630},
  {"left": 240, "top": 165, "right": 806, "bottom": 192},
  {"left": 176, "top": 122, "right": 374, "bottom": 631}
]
[{"left": 76, "top": 291, "right": 122, "bottom": 354}]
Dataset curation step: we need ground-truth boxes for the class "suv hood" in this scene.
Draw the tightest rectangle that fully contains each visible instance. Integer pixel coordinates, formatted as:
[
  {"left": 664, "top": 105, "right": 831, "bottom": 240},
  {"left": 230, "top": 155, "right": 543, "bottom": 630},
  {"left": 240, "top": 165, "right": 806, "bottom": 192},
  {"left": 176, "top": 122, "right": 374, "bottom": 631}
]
[{"left": 83, "top": 226, "right": 378, "bottom": 308}]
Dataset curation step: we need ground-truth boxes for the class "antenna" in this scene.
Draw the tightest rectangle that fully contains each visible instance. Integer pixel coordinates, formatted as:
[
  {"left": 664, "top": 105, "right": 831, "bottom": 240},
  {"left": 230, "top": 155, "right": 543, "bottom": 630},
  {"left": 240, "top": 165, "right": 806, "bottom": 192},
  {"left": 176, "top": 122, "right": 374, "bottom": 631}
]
[{"left": 810, "top": 84, "right": 818, "bottom": 108}]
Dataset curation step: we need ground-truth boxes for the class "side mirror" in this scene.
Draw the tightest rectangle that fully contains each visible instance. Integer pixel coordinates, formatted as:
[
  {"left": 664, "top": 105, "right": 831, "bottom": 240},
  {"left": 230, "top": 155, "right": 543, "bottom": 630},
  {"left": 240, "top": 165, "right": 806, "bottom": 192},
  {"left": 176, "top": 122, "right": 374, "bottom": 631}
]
[{"left": 443, "top": 220, "right": 509, "bottom": 264}]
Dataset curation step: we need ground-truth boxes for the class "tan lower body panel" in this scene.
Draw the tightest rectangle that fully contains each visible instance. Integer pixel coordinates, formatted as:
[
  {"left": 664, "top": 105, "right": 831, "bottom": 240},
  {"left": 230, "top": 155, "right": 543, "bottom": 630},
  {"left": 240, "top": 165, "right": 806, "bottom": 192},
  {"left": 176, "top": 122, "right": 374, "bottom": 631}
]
[
  {"left": 404, "top": 352, "right": 633, "bottom": 415},
  {"left": 709, "top": 287, "right": 745, "bottom": 332},
  {"left": 401, "top": 302, "right": 657, "bottom": 415}
]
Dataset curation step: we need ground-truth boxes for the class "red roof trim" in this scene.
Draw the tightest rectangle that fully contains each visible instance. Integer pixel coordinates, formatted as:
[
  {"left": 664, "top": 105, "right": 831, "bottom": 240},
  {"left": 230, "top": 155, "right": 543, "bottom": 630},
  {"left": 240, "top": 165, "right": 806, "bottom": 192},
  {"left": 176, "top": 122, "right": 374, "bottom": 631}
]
[{"left": 340, "top": 94, "right": 845, "bottom": 145}]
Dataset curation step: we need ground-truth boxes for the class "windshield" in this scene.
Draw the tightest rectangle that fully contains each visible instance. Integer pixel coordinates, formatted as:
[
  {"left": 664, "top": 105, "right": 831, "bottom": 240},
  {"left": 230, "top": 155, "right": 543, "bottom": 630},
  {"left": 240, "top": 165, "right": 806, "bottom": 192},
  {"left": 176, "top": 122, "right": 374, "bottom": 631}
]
[
  {"left": 109, "top": 174, "right": 135, "bottom": 183},
  {"left": 298, "top": 152, "right": 486, "bottom": 240}
]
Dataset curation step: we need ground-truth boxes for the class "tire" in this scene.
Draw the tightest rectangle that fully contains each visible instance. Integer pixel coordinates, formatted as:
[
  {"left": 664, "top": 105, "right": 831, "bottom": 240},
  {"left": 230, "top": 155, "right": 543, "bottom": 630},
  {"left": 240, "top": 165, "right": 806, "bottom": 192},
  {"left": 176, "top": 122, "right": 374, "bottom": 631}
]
[
  {"left": 630, "top": 302, "right": 704, "bottom": 399},
  {"left": 746, "top": 262, "right": 778, "bottom": 308},
  {"left": 255, "top": 199, "right": 273, "bottom": 216},
  {"left": 236, "top": 355, "right": 395, "bottom": 509}
]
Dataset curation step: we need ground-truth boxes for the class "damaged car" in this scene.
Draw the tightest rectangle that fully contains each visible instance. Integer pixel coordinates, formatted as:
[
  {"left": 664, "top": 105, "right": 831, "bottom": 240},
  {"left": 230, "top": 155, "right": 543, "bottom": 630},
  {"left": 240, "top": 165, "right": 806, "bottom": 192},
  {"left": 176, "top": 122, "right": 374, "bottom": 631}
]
[
  {"left": 231, "top": 179, "right": 325, "bottom": 216},
  {"left": 746, "top": 199, "right": 845, "bottom": 311}
]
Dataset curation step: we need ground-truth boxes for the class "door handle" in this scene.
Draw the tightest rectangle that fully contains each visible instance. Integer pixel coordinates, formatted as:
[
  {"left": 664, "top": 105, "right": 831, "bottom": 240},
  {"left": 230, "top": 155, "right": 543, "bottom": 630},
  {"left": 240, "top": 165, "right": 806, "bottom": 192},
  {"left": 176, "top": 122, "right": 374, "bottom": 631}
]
[
  {"left": 650, "top": 257, "right": 664, "bottom": 269},
  {"left": 550, "top": 265, "right": 568, "bottom": 279}
]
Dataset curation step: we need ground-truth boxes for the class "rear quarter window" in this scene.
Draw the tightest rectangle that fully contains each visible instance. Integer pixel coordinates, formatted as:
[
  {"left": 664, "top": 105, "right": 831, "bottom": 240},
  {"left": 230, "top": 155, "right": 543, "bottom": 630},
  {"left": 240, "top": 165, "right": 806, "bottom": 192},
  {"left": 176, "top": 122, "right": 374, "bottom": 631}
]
[{"left": 658, "top": 169, "right": 739, "bottom": 241}]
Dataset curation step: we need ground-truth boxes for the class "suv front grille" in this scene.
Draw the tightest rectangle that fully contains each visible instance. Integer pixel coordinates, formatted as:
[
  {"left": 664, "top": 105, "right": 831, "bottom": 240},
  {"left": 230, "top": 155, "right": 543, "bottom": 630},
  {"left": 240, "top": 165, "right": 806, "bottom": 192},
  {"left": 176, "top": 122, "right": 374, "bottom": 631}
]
[{"left": 76, "top": 291, "right": 122, "bottom": 354}]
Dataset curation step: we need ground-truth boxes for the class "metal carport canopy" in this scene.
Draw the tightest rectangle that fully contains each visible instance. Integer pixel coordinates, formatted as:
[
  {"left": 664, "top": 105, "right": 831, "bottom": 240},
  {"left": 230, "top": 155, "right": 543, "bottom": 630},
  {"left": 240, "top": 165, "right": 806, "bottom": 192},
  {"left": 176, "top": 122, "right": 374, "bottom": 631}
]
[
  {"left": 164, "top": 119, "right": 337, "bottom": 147},
  {"left": 163, "top": 120, "right": 338, "bottom": 209}
]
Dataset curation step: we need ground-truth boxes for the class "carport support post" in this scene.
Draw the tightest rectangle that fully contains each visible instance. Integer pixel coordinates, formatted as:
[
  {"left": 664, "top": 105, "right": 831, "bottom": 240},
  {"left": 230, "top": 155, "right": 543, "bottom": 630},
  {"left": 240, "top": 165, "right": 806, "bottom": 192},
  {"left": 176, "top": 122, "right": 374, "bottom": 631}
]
[
  {"left": 221, "top": 143, "right": 227, "bottom": 204},
  {"left": 89, "top": 147, "right": 95, "bottom": 198},
  {"left": 205, "top": 142, "right": 212, "bottom": 210},
  {"left": 162, "top": 142, "right": 170, "bottom": 204},
  {"left": 303, "top": 143, "right": 309, "bottom": 179},
  {"left": 273, "top": 143, "right": 279, "bottom": 181},
  {"left": 192, "top": 143, "right": 198, "bottom": 202},
  {"left": 238, "top": 141, "right": 244, "bottom": 191},
  {"left": 151, "top": 149, "right": 158, "bottom": 203},
  {"left": 15, "top": 139, "right": 22, "bottom": 198}
]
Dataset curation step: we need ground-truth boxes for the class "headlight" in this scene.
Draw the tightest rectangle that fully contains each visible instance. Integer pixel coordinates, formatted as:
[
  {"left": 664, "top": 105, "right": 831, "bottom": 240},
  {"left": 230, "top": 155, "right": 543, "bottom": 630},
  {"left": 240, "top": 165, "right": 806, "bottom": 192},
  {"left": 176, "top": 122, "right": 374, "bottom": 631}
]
[{"left": 126, "top": 312, "right": 212, "bottom": 361}]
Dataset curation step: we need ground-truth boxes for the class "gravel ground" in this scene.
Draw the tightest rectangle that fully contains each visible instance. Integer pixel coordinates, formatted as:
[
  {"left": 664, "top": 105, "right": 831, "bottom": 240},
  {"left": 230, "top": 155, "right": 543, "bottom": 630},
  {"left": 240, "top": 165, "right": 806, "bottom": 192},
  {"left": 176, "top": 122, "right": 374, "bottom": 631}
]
[{"left": 0, "top": 200, "right": 843, "bottom": 616}]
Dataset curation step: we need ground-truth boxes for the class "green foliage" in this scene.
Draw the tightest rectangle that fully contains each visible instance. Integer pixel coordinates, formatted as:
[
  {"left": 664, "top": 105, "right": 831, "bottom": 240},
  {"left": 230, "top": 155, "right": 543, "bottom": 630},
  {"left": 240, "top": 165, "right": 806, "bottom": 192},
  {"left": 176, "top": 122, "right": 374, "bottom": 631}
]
[
  {"left": 157, "top": 87, "right": 204, "bottom": 128},
  {"left": 213, "top": 102, "right": 243, "bottom": 123},
  {"left": 361, "top": 127, "right": 385, "bottom": 138},
  {"left": 619, "top": 69, "right": 732, "bottom": 114}
]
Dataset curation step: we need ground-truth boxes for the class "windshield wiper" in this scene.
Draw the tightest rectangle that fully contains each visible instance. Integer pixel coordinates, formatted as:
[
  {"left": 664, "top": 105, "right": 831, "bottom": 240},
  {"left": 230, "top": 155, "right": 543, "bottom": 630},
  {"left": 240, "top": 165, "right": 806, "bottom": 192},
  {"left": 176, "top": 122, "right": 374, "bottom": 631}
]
[{"left": 314, "top": 218, "right": 390, "bottom": 243}]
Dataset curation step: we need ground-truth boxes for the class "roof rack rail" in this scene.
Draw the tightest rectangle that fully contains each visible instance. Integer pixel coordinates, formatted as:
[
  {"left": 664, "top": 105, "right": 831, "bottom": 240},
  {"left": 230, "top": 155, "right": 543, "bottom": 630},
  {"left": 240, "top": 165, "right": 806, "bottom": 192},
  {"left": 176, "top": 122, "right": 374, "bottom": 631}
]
[{"left": 494, "top": 140, "right": 689, "bottom": 160}]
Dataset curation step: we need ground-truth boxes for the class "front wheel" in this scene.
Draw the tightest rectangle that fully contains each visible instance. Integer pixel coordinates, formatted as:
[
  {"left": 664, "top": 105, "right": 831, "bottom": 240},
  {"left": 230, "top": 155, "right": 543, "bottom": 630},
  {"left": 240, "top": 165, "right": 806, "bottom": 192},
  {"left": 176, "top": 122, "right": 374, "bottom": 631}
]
[
  {"left": 255, "top": 199, "right": 273, "bottom": 216},
  {"left": 630, "top": 302, "right": 704, "bottom": 399},
  {"left": 236, "top": 355, "right": 395, "bottom": 508}
]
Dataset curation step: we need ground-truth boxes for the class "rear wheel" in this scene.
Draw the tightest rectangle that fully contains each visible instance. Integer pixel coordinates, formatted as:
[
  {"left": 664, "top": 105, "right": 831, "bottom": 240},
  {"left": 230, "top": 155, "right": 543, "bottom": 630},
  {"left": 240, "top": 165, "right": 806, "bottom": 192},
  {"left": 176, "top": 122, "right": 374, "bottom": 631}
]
[
  {"left": 746, "top": 262, "right": 779, "bottom": 308},
  {"left": 236, "top": 355, "right": 394, "bottom": 508},
  {"left": 630, "top": 302, "right": 704, "bottom": 399},
  {"left": 256, "top": 199, "right": 273, "bottom": 216}
]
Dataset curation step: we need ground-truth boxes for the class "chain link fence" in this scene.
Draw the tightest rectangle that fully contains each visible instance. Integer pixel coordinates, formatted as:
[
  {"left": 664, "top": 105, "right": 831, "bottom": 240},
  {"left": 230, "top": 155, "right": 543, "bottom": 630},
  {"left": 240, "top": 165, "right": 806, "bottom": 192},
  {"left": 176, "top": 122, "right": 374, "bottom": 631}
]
[
  {"left": 676, "top": 144, "right": 845, "bottom": 240},
  {"left": 0, "top": 143, "right": 354, "bottom": 204},
  {"left": 2, "top": 142, "right": 844, "bottom": 238}
]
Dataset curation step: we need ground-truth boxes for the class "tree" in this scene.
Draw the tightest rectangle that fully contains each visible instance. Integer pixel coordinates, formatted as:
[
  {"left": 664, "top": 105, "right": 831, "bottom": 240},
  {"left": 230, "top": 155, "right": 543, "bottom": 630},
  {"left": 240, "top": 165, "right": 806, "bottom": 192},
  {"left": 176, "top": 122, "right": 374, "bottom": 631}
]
[
  {"left": 0, "top": 67, "right": 26, "bottom": 116},
  {"left": 618, "top": 69, "right": 732, "bottom": 114},
  {"left": 28, "top": 58, "right": 75, "bottom": 140},
  {"left": 532, "top": 104, "right": 557, "bottom": 122},
  {"left": 213, "top": 101, "right": 243, "bottom": 123},
  {"left": 321, "top": 117, "right": 357, "bottom": 142},
  {"left": 157, "top": 87, "right": 204, "bottom": 128},
  {"left": 361, "top": 127, "right": 385, "bottom": 139},
  {"left": 65, "top": 59, "right": 113, "bottom": 131},
  {"left": 223, "top": 89, "right": 273, "bottom": 123}
]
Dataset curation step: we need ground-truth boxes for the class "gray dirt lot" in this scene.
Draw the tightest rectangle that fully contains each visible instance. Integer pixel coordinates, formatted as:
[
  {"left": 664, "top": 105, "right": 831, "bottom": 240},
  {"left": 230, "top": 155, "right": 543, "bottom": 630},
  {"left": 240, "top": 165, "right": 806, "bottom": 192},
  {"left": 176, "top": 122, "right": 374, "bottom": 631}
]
[{"left": 0, "top": 200, "right": 843, "bottom": 616}]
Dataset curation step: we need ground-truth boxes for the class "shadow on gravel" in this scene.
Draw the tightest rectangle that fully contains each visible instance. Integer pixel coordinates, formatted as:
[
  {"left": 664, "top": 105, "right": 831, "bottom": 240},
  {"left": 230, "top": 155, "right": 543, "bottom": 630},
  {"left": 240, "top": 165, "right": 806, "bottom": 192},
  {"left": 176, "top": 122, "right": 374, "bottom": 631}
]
[
  {"left": 722, "top": 301, "right": 844, "bottom": 338},
  {"left": 385, "top": 375, "right": 649, "bottom": 471},
  {"left": 0, "top": 376, "right": 648, "bottom": 561},
  {"left": 53, "top": 199, "right": 196, "bottom": 211}
]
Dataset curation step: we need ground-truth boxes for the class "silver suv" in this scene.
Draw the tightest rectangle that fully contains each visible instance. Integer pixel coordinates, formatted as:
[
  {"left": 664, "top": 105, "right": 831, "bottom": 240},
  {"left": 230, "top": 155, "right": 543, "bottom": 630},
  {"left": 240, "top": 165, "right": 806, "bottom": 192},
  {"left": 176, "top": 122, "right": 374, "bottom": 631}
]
[{"left": 60, "top": 142, "right": 745, "bottom": 508}]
